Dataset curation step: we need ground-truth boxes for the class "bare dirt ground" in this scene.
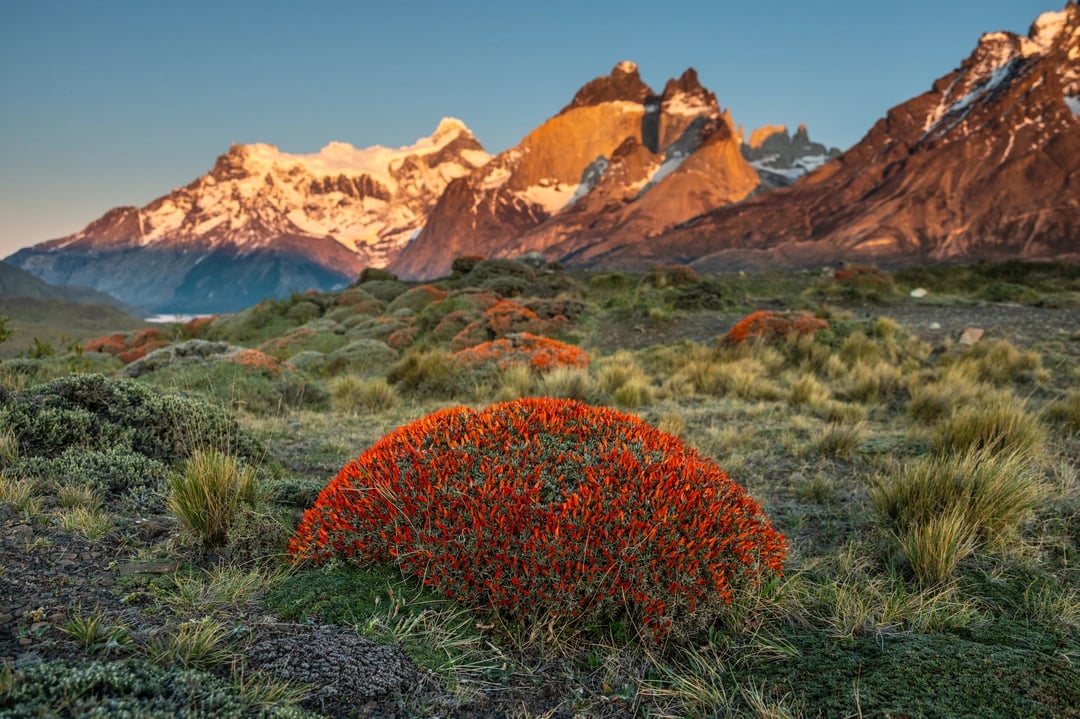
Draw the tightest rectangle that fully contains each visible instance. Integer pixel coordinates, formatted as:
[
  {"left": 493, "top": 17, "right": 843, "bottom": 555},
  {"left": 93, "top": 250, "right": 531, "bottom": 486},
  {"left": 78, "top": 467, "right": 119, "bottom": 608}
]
[{"left": 588, "top": 301, "right": 1078, "bottom": 355}]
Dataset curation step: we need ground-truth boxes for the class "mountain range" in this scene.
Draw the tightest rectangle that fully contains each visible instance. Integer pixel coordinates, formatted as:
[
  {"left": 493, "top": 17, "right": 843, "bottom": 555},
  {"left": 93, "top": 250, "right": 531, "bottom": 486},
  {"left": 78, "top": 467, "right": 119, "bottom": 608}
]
[{"left": 6, "top": 4, "right": 1078, "bottom": 312}]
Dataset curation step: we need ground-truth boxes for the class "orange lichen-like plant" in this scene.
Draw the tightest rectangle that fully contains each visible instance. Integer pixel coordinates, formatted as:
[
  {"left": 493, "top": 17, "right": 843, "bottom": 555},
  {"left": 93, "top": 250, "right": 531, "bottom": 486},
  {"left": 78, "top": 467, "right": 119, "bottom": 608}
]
[
  {"left": 288, "top": 398, "right": 786, "bottom": 640},
  {"left": 453, "top": 333, "right": 589, "bottom": 372},
  {"left": 722, "top": 310, "right": 827, "bottom": 345}
]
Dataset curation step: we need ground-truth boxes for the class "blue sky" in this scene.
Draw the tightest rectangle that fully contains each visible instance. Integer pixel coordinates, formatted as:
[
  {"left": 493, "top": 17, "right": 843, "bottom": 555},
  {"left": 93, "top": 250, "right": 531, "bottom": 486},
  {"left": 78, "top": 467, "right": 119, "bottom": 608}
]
[{"left": 0, "top": 0, "right": 1051, "bottom": 258}]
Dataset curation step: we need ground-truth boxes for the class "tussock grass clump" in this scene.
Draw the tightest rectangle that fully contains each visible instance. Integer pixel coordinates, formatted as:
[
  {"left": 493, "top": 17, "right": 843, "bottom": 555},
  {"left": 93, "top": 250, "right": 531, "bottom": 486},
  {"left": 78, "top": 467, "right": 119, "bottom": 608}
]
[
  {"left": 0, "top": 426, "right": 17, "bottom": 469},
  {"left": 815, "top": 422, "right": 863, "bottom": 458},
  {"left": 55, "top": 481, "right": 100, "bottom": 510},
  {"left": 897, "top": 509, "right": 978, "bottom": 586},
  {"left": 1020, "top": 581, "right": 1080, "bottom": 629},
  {"left": 727, "top": 359, "right": 784, "bottom": 401},
  {"left": 165, "top": 565, "right": 280, "bottom": 611},
  {"left": 874, "top": 449, "right": 1047, "bottom": 545},
  {"left": 787, "top": 372, "right": 831, "bottom": 409},
  {"left": 595, "top": 351, "right": 646, "bottom": 393},
  {"left": 290, "top": 398, "right": 786, "bottom": 642},
  {"left": 873, "top": 448, "right": 1047, "bottom": 584},
  {"left": 494, "top": 363, "right": 535, "bottom": 401},
  {"left": 1044, "top": 390, "right": 1080, "bottom": 433},
  {"left": 387, "top": 348, "right": 467, "bottom": 398},
  {"left": 60, "top": 607, "right": 131, "bottom": 654},
  {"left": 612, "top": 376, "right": 656, "bottom": 408},
  {"left": 56, "top": 506, "right": 114, "bottom": 541},
  {"left": 671, "top": 358, "right": 730, "bottom": 397},
  {"left": 839, "top": 331, "right": 883, "bottom": 366},
  {"left": 655, "top": 411, "right": 687, "bottom": 438},
  {"left": 845, "top": 361, "right": 905, "bottom": 404},
  {"left": 931, "top": 395, "right": 1044, "bottom": 456},
  {"left": 330, "top": 375, "right": 400, "bottom": 414},
  {"left": 539, "top": 366, "right": 593, "bottom": 400},
  {"left": 595, "top": 351, "right": 656, "bottom": 406},
  {"left": 959, "top": 339, "right": 1041, "bottom": 385},
  {"left": 0, "top": 475, "right": 40, "bottom": 515},
  {"left": 167, "top": 449, "right": 257, "bottom": 548},
  {"left": 145, "top": 618, "right": 233, "bottom": 669},
  {"left": 816, "top": 401, "right": 868, "bottom": 425}
]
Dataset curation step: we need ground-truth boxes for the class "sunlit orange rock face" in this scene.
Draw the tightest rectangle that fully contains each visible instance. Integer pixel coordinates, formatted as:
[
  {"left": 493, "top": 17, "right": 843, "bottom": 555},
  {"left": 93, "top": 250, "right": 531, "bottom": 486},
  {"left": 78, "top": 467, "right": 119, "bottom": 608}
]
[
  {"left": 628, "top": 5, "right": 1080, "bottom": 273},
  {"left": 390, "top": 61, "right": 763, "bottom": 279}
]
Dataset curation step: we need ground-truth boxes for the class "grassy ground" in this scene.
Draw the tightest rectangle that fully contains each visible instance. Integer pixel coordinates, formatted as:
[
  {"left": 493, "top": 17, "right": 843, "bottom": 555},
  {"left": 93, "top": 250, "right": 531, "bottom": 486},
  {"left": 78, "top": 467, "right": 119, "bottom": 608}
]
[
  {"left": 1, "top": 260, "right": 1077, "bottom": 717},
  {"left": 0, "top": 297, "right": 151, "bottom": 359}
]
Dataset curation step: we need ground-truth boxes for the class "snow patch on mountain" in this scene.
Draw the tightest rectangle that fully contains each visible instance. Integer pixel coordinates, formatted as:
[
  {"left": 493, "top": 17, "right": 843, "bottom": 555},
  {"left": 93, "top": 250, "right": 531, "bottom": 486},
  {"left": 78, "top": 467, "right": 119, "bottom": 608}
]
[
  {"left": 1066, "top": 95, "right": 1080, "bottom": 115},
  {"left": 242, "top": 117, "right": 485, "bottom": 193},
  {"left": 1028, "top": 9, "right": 1068, "bottom": 51},
  {"left": 564, "top": 157, "right": 608, "bottom": 207},
  {"left": 522, "top": 181, "right": 580, "bottom": 214},
  {"left": 662, "top": 92, "right": 712, "bottom": 117},
  {"left": 646, "top": 152, "right": 688, "bottom": 188}
]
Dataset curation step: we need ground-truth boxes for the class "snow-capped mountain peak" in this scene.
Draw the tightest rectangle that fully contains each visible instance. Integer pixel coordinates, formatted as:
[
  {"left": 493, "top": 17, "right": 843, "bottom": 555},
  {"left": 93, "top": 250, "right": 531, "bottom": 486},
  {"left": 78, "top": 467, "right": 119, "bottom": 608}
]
[
  {"left": 922, "top": 3, "right": 1080, "bottom": 137},
  {"left": 10, "top": 119, "right": 490, "bottom": 312}
]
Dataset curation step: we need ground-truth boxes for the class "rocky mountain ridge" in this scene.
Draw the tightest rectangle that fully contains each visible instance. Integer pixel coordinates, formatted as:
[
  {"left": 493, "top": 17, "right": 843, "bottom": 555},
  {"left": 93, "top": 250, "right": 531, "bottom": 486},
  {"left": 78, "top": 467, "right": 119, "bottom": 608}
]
[
  {"left": 389, "top": 64, "right": 761, "bottom": 279},
  {"left": 7, "top": 120, "right": 489, "bottom": 312},
  {"left": 605, "top": 4, "right": 1080, "bottom": 273},
  {"left": 7, "top": 4, "right": 1077, "bottom": 306}
]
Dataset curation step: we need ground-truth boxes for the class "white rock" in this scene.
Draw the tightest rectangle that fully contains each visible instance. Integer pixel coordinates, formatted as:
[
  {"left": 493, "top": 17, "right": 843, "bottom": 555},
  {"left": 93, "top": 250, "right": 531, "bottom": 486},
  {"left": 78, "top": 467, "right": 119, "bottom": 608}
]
[{"left": 910, "top": 288, "right": 928, "bottom": 298}]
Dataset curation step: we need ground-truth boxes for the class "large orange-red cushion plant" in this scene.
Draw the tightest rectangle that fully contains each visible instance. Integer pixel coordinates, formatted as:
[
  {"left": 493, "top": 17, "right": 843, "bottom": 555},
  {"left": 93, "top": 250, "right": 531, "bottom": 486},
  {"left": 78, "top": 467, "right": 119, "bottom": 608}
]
[{"left": 288, "top": 398, "right": 786, "bottom": 640}]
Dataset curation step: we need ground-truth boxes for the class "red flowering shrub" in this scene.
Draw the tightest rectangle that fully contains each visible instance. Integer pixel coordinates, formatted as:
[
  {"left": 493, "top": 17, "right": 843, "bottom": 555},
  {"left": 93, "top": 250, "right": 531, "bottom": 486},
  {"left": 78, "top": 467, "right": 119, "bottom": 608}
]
[
  {"left": 833, "top": 264, "right": 892, "bottom": 287},
  {"left": 84, "top": 333, "right": 128, "bottom": 356},
  {"left": 722, "top": 311, "right": 827, "bottom": 345},
  {"left": 226, "top": 348, "right": 293, "bottom": 374},
  {"left": 85, "top": 328, "right": 170, "bottom": 364},
  {"left": 449, "top": 321, "right": 491, "bottom": 352},
  {"left": 483, "top": 299, "right": 542, "bottom": 335},
  {"left": 386, "top": 326, "right": 418, "bottom": 351},
  {"left": 454, "top": 333, "right": 589, "bottom": 372},
  {"left": 386, "top": 284, "right": 449, "bottom": 314},
  {"left": 828, "top": 265, "right": 896, "bottom": 301},
  {"left": 288, "top": 398, "right": 786, "bottom": 640},
  {"left": 181, "top": 315, "right": 217, "bottom": 337}
]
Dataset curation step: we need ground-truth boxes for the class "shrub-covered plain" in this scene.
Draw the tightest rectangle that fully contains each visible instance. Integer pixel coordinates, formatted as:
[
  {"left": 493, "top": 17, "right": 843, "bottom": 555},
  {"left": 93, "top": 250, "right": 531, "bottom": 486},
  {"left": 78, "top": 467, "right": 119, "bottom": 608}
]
[{"left": 1, "top": 261, "right": 1076, "bottom": 718}]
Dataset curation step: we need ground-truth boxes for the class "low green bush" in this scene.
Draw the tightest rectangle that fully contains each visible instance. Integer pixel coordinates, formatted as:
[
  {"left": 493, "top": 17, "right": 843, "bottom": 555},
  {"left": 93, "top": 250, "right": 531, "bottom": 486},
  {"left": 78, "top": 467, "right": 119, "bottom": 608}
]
[
  {"left": 3, "top": 374, "right": 264, "bottom": 462},
  {"left": 0, "top": 659, "right": 312, "bottom": 718}
]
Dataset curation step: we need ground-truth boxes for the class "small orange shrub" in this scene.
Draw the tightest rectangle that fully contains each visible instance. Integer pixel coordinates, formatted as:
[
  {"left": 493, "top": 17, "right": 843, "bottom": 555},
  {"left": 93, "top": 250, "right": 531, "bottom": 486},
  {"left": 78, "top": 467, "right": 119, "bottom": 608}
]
[
  {"left": 483, "top": 299, "right": 542, "bottom": 335},
  {"left": 181, "top": 315, "right": 218, "bottom": 337},
  {"left": 84, "top": 333, "right": 128, "bottom": 356},
  {"left": 723, "top": 311, "right": 827, "bottom": 345},
  {"left": 386, "top": 326, "right": 418, "bottom": 350},
  {"left": 454, "top": 333, "right": 589, "bottom": 372},
  {"left": 86, "top": 328, "right": 170, "bottom": 364},
  {"left": 226, "top": 348, "right": 292, "bottom": 374},
  {"left": 288, "top": 398, "right": 786, "bottom": 640}
]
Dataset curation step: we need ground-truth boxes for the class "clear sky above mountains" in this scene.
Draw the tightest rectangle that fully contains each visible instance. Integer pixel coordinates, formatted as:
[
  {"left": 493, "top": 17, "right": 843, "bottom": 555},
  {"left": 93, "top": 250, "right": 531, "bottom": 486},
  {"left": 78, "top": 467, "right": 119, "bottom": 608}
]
[{"left": 0, "top": 0, "right": 1051, "bottom": 258}]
